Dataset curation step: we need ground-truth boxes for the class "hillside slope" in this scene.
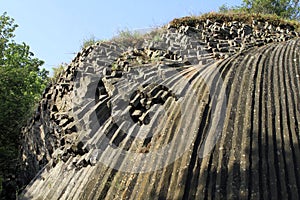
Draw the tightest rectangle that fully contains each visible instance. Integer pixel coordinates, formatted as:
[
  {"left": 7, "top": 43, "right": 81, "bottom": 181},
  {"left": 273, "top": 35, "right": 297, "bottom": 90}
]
[{"left": 18, "top": 14, "right": 300, "bottom": 199}]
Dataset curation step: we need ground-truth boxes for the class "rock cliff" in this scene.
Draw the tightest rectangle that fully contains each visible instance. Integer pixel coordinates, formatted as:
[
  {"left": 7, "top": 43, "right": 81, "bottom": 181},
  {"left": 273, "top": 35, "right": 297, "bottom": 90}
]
[{"left": 19, "top": 14, "right": 300, "bottom": 199}]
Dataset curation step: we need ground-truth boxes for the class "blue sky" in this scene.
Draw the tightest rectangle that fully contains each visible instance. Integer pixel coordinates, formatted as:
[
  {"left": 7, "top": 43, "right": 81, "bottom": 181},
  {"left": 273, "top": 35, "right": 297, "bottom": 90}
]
[{"left": 0, "top": 0, "right": 242, "bottom": 74}]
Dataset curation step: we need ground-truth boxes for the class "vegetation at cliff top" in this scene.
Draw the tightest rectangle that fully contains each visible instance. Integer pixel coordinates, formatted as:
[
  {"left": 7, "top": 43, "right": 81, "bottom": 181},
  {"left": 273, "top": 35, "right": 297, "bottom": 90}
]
[
  {"left": 169, "top": 12, "right": 300, "bottom": 31},
  {"left": 81, "top": 4, "right": 300, "bottom": 50},
  {"left": 80, "top": 27, "right": 164, "bottom": 50},
  {"left": 242, "top": 0, "right": 300, "bottom": 20}
]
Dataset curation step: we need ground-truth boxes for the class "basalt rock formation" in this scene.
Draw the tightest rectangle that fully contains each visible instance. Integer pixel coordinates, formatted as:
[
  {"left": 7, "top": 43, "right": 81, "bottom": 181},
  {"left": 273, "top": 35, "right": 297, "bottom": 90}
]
[{"left": 18, "top": 14, "right": 300, "bottom": 199}]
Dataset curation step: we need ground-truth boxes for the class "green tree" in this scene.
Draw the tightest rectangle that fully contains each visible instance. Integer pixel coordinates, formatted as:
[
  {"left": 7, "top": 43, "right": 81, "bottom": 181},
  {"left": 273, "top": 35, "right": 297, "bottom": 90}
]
[
  {"left": 219, "top": 4, "right": 239, "bottom": 13},
  {"left": 242, "top": 0, "right": 300, "bottom": 19},
  {"left": 220, "top": 0, "right": 300, "bottom": 20},
  {"left": 0, "top": 12, "right": 48, "bottom": 198}
]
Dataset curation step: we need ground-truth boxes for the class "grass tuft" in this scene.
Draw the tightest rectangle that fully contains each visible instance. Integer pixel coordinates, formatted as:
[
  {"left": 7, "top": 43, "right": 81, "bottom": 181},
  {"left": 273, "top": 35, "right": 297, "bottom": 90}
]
[
  {"left": 80, "top": 12, "right": 300, "bottom": 50},
  {"left": 169, "top": 12, "right": 300, "bottom": 32},
  {"left": 80, "top": 28, "right": 165, "bottom": 49}
]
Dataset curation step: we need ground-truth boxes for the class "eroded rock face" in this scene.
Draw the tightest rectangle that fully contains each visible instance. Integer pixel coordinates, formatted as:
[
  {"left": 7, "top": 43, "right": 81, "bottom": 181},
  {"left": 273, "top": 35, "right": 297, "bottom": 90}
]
[{"left": 18, "top": 18, "right": 300, "bottom": 199}]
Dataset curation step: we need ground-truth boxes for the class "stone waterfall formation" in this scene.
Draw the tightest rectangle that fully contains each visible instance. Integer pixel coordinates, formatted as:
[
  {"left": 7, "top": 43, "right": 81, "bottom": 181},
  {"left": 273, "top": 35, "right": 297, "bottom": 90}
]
[{"left": 19, "top": 15, "right": 300, "bottom": 199}]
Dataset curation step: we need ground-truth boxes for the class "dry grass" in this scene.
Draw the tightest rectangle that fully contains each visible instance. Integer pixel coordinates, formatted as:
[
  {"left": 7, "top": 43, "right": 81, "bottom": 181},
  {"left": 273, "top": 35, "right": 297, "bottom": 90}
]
[
  {"left": 169, "top": 12, "right": 300, "bottom": 31},
  {"left": 81, "top": 28, "right": 165, "bottom": 49},
  {"left": 82, "top": 12, "right": 300, "bottom": 50},
  {"left": 110, "top": 28, "right": 165, "bottom": 47}
]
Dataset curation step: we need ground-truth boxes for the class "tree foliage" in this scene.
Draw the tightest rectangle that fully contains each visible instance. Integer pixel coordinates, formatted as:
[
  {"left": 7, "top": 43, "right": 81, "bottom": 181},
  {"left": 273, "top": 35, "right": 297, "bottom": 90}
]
[
  {"left": 243, "top": 0, "right": 300, "bottom": 19},
  {"left": 220, "top": 0, "right": 300, "bottom": 20},
  {"left": 0, "top": 12, "right": 48, "bottom": 145},
  {"left": 0, "top": 12, "right": 48, "bottom": 197}
]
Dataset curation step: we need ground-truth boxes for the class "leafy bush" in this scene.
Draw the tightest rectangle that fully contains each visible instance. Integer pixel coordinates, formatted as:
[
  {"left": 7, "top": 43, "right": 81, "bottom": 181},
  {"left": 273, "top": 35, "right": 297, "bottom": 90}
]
[
  {"left": 0, "top": 12, "right": 48, "bottom": 198},
  {"left": 219, "top": 0, "right": 300, "bottom": 20},
  {"left": 0, "top": 13, "right": 48, "bottom": 144},
  {"left": 242, "top": 0, "right": 300, "bottom": 20}
]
